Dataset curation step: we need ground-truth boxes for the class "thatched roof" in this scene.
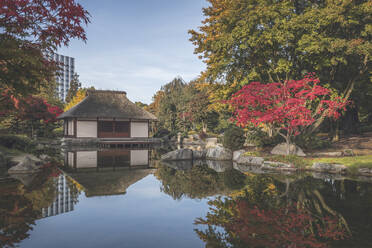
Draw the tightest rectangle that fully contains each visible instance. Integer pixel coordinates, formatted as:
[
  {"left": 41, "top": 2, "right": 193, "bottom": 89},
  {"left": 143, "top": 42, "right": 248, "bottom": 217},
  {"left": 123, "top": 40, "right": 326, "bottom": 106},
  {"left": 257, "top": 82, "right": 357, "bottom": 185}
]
[
  {"left": 58, "top": 90, "right": 156, "bottom": 120},
  {"left": 68, "top": 168, "right": 153, "bottom": 197}
]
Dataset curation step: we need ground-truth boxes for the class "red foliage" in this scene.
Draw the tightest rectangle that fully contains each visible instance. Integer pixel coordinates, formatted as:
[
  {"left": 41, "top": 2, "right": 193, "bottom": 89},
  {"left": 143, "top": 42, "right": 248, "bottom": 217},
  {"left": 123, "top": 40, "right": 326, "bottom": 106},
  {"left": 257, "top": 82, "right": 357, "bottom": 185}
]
[
  {"left": 17, "top": 96, "right": 63, "bottom": 123},
  {"left": 228, "top": 201, "right": 348, "bottom": 248},
  {"left": 0, "top": 90, "right": 62, "bottom": 123},
  {"left": 0, "top": 0, "right": 90, "bottom": 47},
  {"left": 228, "top": 75, "right": 349, "bottom": 138}
]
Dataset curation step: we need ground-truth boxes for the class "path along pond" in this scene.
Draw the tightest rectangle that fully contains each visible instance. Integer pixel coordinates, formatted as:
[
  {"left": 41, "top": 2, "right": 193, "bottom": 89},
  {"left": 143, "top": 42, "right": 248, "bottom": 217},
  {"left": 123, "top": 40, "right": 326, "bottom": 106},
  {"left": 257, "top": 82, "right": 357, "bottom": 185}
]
[{"left": 1, "top": 147, "right": 372, "bottom": 248}]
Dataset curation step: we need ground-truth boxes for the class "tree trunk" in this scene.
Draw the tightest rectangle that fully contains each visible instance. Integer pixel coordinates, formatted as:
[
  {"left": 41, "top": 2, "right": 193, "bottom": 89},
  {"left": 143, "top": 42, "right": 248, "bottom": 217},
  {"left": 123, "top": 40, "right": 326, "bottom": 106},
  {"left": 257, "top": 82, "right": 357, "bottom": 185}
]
[{"left": 341, "top": 106, "right": 360, "bottom": 135}]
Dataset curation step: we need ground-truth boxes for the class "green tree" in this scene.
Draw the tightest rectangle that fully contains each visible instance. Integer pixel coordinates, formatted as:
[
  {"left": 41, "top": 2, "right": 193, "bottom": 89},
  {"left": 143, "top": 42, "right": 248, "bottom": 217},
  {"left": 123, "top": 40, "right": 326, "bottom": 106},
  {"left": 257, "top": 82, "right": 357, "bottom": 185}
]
[
  {"left": 65, "top": 73, "right": 82, "bottom": 104},
  {"left": 189, "top": 0, "right": 371, "bottom": 133}
]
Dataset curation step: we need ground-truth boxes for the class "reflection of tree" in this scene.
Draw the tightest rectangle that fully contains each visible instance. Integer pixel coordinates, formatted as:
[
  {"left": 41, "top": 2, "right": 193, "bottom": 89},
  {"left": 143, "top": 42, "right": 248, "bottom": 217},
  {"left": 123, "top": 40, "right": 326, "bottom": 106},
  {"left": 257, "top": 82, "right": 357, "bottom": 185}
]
[
  {"left": 156, "top": 164, "right": 245, "bottom": 200},
  {"left": 0, "top": 167, "right": 78, "bottom": 247},
  {"left": 195, "top": 174, "right": 351, "bottom": 248}
]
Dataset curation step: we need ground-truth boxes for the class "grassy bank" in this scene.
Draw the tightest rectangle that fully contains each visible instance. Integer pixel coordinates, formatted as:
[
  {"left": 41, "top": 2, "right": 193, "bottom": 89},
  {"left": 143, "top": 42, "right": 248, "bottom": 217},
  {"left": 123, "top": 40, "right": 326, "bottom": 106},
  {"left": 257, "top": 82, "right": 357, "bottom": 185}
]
[{"left": 312, "top": 155, "right": 372, "bottom": 173}]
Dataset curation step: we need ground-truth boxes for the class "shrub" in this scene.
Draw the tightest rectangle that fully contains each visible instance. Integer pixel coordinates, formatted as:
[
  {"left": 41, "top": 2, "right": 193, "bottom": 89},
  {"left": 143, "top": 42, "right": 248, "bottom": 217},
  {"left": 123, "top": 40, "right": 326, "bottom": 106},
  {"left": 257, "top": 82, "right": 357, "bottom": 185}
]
[
  {"left": 223, "top": 126, "right": 245, "bottom": 150},
  {"left": 246, "top": 128, "right": 282, "bottom": 147},
  {"left": 154, "top": 128, "right": 171, "bottom": 138},
  {"left": 0, "top": 134, "right": 34, "bottom": 152},
  {"left": 294, "top": 134, "right": 331, "bottom": 150}
]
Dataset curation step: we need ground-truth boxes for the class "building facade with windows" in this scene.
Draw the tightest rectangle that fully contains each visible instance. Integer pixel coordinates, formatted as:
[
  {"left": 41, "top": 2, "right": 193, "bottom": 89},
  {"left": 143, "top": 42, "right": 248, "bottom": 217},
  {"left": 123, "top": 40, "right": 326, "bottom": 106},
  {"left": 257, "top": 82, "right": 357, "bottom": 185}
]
[
  {"left": 58, "top": 90, "right": 157, "bottom": 139},
  {"left": 49, "top": 53, "right": 75, "bottom": 101}
]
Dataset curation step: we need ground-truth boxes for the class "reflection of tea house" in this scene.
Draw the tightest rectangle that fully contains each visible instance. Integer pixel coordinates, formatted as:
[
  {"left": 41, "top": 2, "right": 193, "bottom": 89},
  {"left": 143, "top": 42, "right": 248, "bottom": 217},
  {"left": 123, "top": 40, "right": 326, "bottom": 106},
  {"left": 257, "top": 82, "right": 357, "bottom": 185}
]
[{"left": 58, "top": 90, "right": 157, "bottom": 140}]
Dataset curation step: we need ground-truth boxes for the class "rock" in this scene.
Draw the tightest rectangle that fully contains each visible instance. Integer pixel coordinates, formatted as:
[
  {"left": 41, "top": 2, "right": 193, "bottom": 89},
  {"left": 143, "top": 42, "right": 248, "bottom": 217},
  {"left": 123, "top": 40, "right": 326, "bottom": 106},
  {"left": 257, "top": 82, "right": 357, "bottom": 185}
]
[
  {"left": 358, "top": 168, "right": 372, "bottom": 176},
  {"left": 205, "top": 138, "right": 218, "bottom": 148},
  {"left": 233, "top": 149, "right": 246, "bottom": 161},
  {"left": 236, "top": 155, "right": 264, "bottom": 166},
  {"left": 262, "top": 161, "right": 293, "bottom": 170},
  {"left": 271, "top": 143, "right": 306, "bottom": 157},
  {"left": 193, "top": 150, "right": 206, "bottom": 160},
  {"left": 312, "top": 162, "right": 347, "bottom": 173},
  {"left": 206, "top": 146, "right": 232, "bottom": 161},
  {"left": 161, "top": 149, "right": 193, "bottom": 161},
  {"left": 206, "top": 160, "right": 233, "bottom": 172},
  {"left": 312, "top": 151, "right": 342, "bottom": 157},
  {"left": 8, "top": 156, "right": 42, "bottom": 174},
  {"left": 342, "top": 149, "right": 354, "bottom": 156}
]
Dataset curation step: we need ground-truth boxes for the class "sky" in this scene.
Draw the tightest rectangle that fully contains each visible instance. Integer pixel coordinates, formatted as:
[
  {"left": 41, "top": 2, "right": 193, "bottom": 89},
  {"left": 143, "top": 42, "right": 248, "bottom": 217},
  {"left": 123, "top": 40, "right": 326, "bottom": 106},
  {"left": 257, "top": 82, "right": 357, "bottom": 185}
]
[{"left": 59, "top": 0, "right": 207, "bottom": 104}]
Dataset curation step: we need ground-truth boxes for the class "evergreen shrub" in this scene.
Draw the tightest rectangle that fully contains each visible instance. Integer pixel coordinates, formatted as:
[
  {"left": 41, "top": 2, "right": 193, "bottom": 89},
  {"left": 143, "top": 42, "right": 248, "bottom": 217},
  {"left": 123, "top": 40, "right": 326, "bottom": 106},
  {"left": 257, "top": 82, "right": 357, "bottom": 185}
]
[{"left": 223, "top": 126, "right": 245, "bottom": 150}]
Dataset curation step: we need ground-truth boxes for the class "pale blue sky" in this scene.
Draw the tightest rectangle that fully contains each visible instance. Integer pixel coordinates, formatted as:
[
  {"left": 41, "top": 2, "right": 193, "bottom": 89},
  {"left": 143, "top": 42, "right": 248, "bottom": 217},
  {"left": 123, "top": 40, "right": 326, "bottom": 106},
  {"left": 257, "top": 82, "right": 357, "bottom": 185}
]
[{"left": 59, "top": 0, "right": 207, "bottom": 104}]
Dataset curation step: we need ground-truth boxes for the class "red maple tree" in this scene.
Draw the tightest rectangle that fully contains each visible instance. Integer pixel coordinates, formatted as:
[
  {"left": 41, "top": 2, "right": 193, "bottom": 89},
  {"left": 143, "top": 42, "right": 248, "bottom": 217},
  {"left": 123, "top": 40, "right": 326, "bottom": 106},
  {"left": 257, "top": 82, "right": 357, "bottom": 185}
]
[{"left": 228, "top": 75, "right": 349, "bottom": 153}]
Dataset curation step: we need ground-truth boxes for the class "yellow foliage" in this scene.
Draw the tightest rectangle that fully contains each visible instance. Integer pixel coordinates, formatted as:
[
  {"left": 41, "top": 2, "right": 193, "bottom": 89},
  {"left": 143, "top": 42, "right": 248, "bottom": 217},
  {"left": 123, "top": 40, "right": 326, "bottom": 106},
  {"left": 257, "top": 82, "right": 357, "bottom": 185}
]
[{"left": 64, "top": 89, "right": 87, "bottom": 111}]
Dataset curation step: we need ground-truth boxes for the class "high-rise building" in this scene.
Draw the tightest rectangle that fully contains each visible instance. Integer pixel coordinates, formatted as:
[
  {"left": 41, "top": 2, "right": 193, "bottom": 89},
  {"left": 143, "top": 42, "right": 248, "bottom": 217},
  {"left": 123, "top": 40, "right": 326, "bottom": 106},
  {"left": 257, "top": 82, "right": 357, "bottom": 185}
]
[
  {"left": 41, "top": 174, "right": 77, "bottom": 218},
  {"left": 49, "top": 53, "right": 75, "bottom": 101}
]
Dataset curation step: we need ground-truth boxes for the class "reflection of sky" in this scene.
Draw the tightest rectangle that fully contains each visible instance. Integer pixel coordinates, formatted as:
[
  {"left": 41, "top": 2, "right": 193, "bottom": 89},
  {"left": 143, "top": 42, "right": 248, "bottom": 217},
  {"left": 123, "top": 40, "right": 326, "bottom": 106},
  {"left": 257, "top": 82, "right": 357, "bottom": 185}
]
[{"left": 20, "top": 175, "right": 210, "bottom": 248}]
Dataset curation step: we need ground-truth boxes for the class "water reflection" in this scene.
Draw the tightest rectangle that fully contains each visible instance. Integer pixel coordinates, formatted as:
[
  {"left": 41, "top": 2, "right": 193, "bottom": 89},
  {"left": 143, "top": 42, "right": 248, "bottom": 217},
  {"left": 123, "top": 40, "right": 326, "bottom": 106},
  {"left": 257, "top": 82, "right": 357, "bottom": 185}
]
[
  {"left": 0, "top": 166, "right": 79, "bottom": 247},
  {"left": 0, "top": 149, "right": 371, "bottom": 248},
  {"left": 61, "top": 149, "right": 154, "bottom": 197},
  {"left": 64, "top": 149, "right": 151, "bottom": 170}
]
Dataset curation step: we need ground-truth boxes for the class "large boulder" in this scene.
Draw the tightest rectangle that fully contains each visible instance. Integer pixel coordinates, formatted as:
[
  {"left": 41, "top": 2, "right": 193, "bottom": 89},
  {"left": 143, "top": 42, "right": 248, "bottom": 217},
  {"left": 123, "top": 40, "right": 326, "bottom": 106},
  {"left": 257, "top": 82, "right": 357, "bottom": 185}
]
[
  {"left": 161, "top": 149, "right": 193, "bottom": 161},
  {"left": 271, "top": 143, "right": 306, "bottom": 157},
  {"left": 206, "top": 146, "right": 232, "bottom": 161},
  {"left": 312, "top": 162, "right": 347, "bottom": 173},
  {"left": 8, "top": 155, "right": 42, "bottom": 174},
  {"left": 233, "top": 149, "right": 246, "bottom": 161}
]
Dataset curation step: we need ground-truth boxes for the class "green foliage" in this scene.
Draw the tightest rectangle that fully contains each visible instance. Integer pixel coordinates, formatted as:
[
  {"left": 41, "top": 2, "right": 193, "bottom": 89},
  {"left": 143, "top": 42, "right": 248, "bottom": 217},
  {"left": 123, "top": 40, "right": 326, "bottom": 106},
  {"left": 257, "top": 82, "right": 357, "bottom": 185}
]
[
  {"left": 65, "top": 73, "right": 82, "bottom": 103},
  {"left": 294, "top": 134, "right": 331, "bottom": 151},
  {"left": 246, "top": 128, "right": 282, "bottom": 148},
  {"left": 190, "top": 0, "right": 372, "bottom": 135},
  {"left": 223, "top": 168, "right": 246, "bottom": 190},
  {"left": 0, "top": 134, "right": 34, "bottom": 153},
  {"left": 223, "top": 126, "right": 245, "bottom": 150}
]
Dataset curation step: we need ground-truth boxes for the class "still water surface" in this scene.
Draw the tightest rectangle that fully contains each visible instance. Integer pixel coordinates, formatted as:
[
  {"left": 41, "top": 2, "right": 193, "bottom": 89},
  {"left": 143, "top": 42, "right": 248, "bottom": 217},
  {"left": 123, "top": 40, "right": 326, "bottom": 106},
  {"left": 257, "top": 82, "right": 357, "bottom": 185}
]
[{"left": 1, "top": 148, "right": 372, "bottom": 248}]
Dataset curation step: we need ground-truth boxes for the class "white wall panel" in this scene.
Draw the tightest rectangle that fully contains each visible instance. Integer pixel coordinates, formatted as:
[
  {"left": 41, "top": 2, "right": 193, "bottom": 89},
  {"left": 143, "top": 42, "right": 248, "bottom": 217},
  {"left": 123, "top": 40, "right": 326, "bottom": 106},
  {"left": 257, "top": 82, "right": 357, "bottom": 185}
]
[
  {"left": 77, "top": 121, "right": 97, "bottom": 138},
  {"left": 130, "top": 150, "right": 149, "bottom": 166},
  {"left": 76, "top": 151, "right": 97, "bottom": 168},
  {"left": 130, "top": 122, "right": 148, "bottom": 138}
]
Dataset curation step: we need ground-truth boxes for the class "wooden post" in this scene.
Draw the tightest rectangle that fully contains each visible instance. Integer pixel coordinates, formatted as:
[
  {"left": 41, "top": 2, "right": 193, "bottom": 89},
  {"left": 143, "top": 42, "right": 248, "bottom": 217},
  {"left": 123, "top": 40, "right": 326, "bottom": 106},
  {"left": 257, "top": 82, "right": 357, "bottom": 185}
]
[{"left": 74, "top": 118, "right": 77, "bottom": 138}]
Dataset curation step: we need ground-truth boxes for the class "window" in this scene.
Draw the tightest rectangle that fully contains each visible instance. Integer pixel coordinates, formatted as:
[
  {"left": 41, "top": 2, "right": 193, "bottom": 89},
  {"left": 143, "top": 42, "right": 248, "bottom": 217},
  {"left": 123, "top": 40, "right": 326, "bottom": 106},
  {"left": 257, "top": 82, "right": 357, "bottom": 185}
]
[
  {"left": 98, "top": 121, "right": 113, "bottom": 132},
  {"left": 115, "top": 121, "right": 129, "bottom": 133}
]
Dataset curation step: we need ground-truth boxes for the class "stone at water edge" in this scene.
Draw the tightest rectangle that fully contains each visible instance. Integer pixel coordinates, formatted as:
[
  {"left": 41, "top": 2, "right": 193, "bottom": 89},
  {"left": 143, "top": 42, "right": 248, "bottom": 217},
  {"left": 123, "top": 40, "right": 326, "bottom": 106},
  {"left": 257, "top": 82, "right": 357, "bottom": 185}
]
[
  {"left": 233, "top": 149, "right": 246, "bottom": 161},
  {"left": 8, "top": 156, "right": 42, "bottom": 174},
  {"left": 312, "top": 162, "right": 347, "bottom": 173},
  {"left": 206, "top": 146, "right": 233, "bottom": 161},
  {"left": 161, "top": 149, "right": 193, "bottom": 161},
  {"left": 236, "top": 155, "right": 264, "bottom": 166},
  {"left": 193, "top": 150, "right": 206, "bottom": 160},
  {"left": 270, "top": 143, "right": 306, "bottom": 157},
  {"left": 262, "top": 161, "right": 292, "bottom": 170}
]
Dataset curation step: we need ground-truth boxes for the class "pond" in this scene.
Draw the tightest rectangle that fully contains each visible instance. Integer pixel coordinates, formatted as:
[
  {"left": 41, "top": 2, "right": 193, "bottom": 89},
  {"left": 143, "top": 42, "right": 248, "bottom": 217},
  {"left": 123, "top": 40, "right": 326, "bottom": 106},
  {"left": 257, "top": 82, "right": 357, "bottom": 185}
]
[{"left": 1, "top": 148, "right": 372, "bottom": 248}]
